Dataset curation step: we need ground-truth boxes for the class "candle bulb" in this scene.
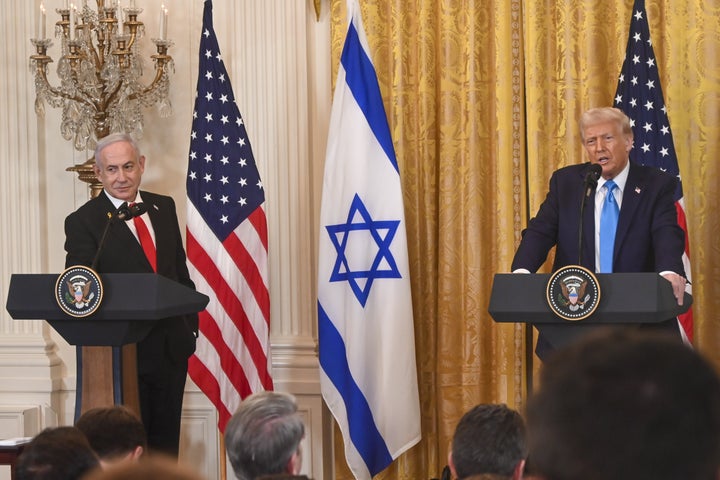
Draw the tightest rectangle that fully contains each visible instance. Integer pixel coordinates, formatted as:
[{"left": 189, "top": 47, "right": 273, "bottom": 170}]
[
  {"left": 130, "top": 0, "right": 136, "bottom": 7},
  {"left": 164, "top": 7, "right": 168, "bottom": 39},
  {"left": 69, "top": 4, "right": 76, "bottom": 39},
  {"left": 38, "top": 3, "right": 46, "bottom": 40},
  {"left": 64, "top": 0, "right": 69, "bottom": 9},
  {"left": 117, "top": 3, "right": 124, "bottom": 35},
  {"left": 159, "top": 4, "right": 166, "bottom": 40}
]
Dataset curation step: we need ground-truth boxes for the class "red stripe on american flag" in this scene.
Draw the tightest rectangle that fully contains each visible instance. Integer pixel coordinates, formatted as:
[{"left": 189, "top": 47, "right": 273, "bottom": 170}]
[
  {"left": 196, "top": 308, "right": 253, "bottom": 396},
  {"left": 186, "top": 230, "right": 273, "bottom": 389},
  {"left": 223, "top": 232, "right": 270, "bottom": 325},
  {"left": 676, "top": 201, "right": 693, "bottom": 341},
  {"left": 188, "top": 345, "right": 234, "bottom": 430},
  {"left": 676, "top": 202, "right": 691, "bottom": 257},
  {"left": 248, "top": 205, "right": 269, "bottom": 252}
]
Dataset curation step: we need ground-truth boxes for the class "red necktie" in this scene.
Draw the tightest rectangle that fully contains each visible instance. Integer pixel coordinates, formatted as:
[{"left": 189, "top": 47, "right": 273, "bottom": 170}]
[{"left": 132, "top": 211, "right": 157, "bottom": 272}]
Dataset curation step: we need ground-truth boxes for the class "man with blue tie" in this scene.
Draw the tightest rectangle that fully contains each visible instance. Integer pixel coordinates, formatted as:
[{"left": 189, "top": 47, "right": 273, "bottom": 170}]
[{"left": 511, "top": 107, "right": 687, "bottom": 353}]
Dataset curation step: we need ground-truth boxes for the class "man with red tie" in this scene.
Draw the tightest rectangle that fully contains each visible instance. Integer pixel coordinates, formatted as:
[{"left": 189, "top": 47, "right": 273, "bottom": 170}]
[{"left": 64, "top": 132, "right": 197, "bottom": 456}]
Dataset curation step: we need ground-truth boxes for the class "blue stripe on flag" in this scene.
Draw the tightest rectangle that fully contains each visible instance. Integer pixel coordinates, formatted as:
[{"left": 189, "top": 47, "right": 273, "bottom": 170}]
[
  {"left": 318, "top": 301, "right": 393, "bottom": 474},
  {"left": 341, "top": 22, "right": 399, "bottom": 174}
]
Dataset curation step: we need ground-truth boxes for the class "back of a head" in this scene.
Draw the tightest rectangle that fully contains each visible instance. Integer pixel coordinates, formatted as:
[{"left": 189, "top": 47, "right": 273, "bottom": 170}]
[
  {"left": 225, "top": 391, "right": 305, "bottom": 480},
  {"left": 75, "top": 406, "right": 147, "bottom": 462},
  {"left": 15, "top": 426, "right": 100, "bottom": 480},
  {"left": 450, "top": 404, "right": 527, "bottom": 479},
  {"left": 255, "top": 476, "right": 312, "bottom": 480},
  {"left": 80, "top": 455, "right": 203, "bottom": 480},
  {"left": 526, "top": 329, "right": 720, "bottom": 480}
]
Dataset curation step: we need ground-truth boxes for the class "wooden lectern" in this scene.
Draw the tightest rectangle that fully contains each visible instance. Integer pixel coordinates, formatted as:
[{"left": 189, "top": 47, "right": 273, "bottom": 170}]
[{"left": 5, "top": 273, "right": 208, "bottom": 419}]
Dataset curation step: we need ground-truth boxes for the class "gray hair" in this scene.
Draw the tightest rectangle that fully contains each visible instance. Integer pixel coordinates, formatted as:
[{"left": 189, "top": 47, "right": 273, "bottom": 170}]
[
  {"left": 94, "top": 133, "right": 141, "bottom": 166},
  {"left": 225, "top": 391, "right": 305, "bottom": 480}
]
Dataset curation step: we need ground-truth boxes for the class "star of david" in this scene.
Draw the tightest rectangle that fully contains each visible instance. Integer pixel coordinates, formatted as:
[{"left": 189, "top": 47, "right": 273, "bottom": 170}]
[{"left": 325, "top": 194, "right": 402, "bottom": 307}]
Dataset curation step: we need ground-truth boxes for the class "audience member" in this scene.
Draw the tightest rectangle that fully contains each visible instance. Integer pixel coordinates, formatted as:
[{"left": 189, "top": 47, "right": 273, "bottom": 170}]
[
  {"left": 255, "top": 476, "right": 312, "bottom": 480},
  {"left": 15, "top": 426, "right": 100, "bottom": 480},
  {"left": 81, "top": 455, "right": 204, "bottom": 480},
  {"left": 225, "top": 391, "right": 305, "bottom": 480},
  {"left": 526, "top": 329, "right": 720, "bottom": 480},
  {"left": 447, "top": 403, "right": 527, "bottom": 480},
  {"left": 75, "top": 406, "right": 147, "bottom": 467}
]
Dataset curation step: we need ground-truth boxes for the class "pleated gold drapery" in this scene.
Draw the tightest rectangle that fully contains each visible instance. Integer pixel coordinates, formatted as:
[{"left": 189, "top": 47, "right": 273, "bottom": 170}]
[{"left": 328, "top": 1, "right": 720, "bottom": 479}]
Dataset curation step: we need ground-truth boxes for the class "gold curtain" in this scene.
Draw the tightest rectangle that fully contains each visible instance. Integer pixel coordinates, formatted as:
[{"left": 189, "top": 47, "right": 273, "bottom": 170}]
[{"left": 328, "top": 1, "right": 720, "bottom": 479}]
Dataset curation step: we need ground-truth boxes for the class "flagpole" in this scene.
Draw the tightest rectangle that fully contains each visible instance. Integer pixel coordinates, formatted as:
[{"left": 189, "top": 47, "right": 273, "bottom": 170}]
[{"left": 219, "top": 435, "right": 227, "bottom": 480}]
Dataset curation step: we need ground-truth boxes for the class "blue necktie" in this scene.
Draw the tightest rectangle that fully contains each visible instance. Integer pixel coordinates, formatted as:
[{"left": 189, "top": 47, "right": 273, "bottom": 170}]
[{"left": 599, "top": 180, "right": 619, "bottom": 273}]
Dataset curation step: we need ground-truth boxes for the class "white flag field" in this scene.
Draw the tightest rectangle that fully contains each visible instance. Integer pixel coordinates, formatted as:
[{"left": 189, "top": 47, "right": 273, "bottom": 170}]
[{"left": 317, "top": 1, "right": 421, "bottom": 478}]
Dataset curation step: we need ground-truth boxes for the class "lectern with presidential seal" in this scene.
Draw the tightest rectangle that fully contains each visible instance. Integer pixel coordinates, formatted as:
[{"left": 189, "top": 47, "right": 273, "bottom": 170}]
[
  {"left": 488, "top": 265, "right": 692, "bottom": 353},
  {"left": 5, "top": 267, "right": 208, "bottom": 419}
]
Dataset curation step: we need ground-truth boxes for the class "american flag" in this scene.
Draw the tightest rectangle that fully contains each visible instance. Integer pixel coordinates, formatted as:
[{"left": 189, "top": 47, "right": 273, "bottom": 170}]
[
  {"left": 613, "top": 0, "right": 693, "bottom": 341},
  {"left": 186, "top": 0, "right": 273, "bottom": 432}
]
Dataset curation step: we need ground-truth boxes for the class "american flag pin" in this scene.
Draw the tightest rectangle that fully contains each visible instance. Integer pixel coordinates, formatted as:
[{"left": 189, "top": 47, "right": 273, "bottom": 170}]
[{"left": 635, "top": 187, "right": 641, "bottom": 194}]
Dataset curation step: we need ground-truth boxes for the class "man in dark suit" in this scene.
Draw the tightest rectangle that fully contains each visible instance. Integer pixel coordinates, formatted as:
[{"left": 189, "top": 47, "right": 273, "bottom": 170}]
[
  {"left": 64, "top": 133, "right": 197, "bottom": 456},
  {"left": 512, "top": 107, "right": 687, "bottom": 350}
]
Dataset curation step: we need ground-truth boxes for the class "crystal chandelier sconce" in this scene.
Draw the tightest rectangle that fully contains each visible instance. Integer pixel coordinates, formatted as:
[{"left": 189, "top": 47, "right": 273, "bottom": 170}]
[{"left": 30, "top": 0, "right": 173, "bottom": 195}]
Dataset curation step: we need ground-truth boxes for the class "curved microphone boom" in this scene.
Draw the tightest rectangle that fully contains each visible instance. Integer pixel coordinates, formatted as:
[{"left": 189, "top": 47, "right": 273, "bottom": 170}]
[
  {"left": 91, "top": 202, "right": 147, "bottom": 270},
  {"left": 577, "top": 164, "right": 603, "bottom": 266}
]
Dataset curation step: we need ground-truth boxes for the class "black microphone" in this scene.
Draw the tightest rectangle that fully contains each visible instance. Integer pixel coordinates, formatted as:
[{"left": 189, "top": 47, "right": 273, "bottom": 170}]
[
  {"left": 91, "top": 202, "right": 147, "bottom": 270},
  {"left": 583, "top": 163, "right": 602, "bottom": 197},
  {"left": 577, "top": 164, "right": 603, "bottom": 265},
  {"left": 127, "top": 202, "right": 148, "bottom": 219},
  {"left": 115, "top": 202, "right": 147, "bottom": 221}
]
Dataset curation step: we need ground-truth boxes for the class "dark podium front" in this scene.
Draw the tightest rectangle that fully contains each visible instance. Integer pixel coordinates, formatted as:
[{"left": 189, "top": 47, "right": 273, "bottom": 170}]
[
  {"left": 6, "top": 273, "right": 209, "bottom": 418},
  {"left": 488, "top": 272, "right": 691, "bottom": 352}
]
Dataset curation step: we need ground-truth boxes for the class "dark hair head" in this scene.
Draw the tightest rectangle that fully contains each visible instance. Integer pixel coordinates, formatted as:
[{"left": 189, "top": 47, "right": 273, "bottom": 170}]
[
  {"left": 526, "top": 329, "right": 720, "bottom": 480},
  {"left": 75, "top": 405, "right": 147, "bottom": 460},
  {"left": 450, "top": 404, "right": 527, "bottom": 478},
  {"left": 81, "top": 455, "right": 203, "bottom": 480},
  {"left": 15, "top": 426, "right": 100, "bottom": 480}
]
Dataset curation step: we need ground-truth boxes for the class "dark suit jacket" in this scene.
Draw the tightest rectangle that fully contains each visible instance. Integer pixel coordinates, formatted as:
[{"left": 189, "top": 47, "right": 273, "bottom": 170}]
[
  {"left": 64, "top": 190, "right": 198, "bottom": 374},
  {"left": 512, "top": 161, "right": 685, "bottom": 276}
]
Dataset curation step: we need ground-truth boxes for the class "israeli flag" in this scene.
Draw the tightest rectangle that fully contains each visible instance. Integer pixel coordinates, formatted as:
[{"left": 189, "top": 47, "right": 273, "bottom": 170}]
[{"left": 317, "top": 1, "right": 421, "bottom": 478}]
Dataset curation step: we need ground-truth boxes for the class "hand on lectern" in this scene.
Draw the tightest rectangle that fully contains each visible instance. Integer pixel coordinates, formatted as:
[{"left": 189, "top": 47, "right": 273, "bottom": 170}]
[{"left": 660, "top": 272, "right": 687, "bottom": 306}]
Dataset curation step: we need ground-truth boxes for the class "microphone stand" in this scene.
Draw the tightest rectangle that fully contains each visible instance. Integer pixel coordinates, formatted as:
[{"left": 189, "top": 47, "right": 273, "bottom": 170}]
[
  {"left": 91, "top": 203, "right": 131, "bottom": 270},
  {"left": 577, "top": 165, "right": 602, "bottom": 265}
]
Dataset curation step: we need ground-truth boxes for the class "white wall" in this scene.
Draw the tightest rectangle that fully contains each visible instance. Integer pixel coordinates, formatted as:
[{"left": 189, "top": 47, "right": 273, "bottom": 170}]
[{"left": 0, "top": 1, "right": 333, "bottom": 479}]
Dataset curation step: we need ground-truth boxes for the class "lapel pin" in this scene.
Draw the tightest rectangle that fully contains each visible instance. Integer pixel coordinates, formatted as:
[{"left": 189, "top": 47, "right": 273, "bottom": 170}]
[{"left": 635, "top": 187, "right": 641, "bottom": 194}]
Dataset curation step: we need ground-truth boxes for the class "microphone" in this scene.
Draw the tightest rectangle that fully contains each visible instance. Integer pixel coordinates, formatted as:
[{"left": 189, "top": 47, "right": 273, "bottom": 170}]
[
  {"left": 115, "top": 202, "right": 147, "bottom": 221},
  {"left": 91, "top": 202, "right": 148, "bottom": 270},
  {"left": 583, "top": 163, "right": 602, "bottom": 197},
  {"left": 128, "top": 202, "right": 147, "bottom": 219},
  {"left": 577, "top": 164, "right": 603, "bottom": 265}
]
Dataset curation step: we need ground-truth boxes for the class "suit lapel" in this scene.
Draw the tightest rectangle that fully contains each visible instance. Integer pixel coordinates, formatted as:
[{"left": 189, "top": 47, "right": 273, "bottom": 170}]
[
  {"left": 97, "top": 193, "right": 142, "bottom": 255},
  {"left": 142, "top": 193, "right": 166, "bottom": 273},
  {"left": 578, "top": 164, "right": 597, "bottom": 270},
  {"left": 615, "top": 163, "right": 645, "bottom": 256}
]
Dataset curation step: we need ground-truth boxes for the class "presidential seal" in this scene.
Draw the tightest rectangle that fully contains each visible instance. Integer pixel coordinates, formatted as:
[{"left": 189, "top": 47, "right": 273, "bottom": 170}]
[
  {"left": 546, "top": 265, "right": 600, "bottom": 321},
  {"left": 55, "top": 266, "right": 104, "bottom": 318}
]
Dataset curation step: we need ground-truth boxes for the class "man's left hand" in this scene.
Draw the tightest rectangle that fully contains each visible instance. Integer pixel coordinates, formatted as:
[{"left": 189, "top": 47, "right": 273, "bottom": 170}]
[{"left": 660, "top": 272, "right": 687, "bottom": 306}]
